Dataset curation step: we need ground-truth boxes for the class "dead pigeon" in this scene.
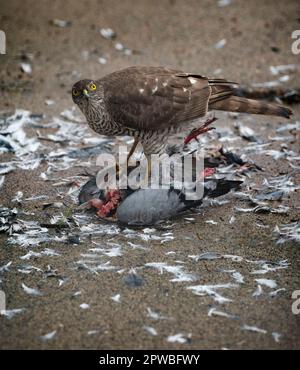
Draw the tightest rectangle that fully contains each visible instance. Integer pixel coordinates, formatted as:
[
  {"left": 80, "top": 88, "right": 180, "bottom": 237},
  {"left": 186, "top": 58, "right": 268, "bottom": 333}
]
[{"left": 78, "top": 173, "right": 241, "bottom": 226}]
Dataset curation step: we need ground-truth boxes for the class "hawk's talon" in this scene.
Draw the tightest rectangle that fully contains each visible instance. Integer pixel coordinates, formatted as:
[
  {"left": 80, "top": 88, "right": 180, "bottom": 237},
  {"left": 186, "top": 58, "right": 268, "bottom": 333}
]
[{"left": 184, "top": 117, "right": 218, "bottom": 145}]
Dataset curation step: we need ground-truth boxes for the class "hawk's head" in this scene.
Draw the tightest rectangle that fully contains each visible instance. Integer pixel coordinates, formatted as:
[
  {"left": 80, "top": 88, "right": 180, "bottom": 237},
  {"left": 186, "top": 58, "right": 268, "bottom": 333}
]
[{"left": 71, "top": 79, "right": 100, "bottom": 113}]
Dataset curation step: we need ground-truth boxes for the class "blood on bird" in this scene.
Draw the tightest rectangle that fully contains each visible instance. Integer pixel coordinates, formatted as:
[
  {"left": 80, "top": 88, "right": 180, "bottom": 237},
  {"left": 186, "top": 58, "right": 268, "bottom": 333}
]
[
  {"left": 96, "top": 189, "right": 122, "bottom": 217},
  {"left": 202, "top": 167, "right": 215, "bottom": 178}
]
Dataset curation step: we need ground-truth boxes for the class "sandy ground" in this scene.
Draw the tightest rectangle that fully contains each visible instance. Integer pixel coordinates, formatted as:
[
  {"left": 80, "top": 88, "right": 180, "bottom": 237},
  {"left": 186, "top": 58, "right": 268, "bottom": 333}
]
[{"left": 0, "top": 0, "right": 300, "bottom": 349}]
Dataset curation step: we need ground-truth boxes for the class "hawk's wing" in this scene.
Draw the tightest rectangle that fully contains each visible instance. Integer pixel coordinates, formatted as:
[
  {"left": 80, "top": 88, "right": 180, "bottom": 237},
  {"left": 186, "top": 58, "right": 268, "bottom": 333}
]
[{"left": 101, "top": 66, "right": 213, "bottom": 131}]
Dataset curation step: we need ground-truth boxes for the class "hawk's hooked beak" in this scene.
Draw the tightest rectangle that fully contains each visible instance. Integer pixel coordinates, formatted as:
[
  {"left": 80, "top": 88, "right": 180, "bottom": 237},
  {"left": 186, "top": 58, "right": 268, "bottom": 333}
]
[{"left": 83, "top": 89, "right": 89, "bottom": 98}]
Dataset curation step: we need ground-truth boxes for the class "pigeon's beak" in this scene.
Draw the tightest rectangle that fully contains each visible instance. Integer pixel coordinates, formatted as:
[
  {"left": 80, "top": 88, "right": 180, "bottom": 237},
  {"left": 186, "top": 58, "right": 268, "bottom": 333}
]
[{"left": 83, "top": 89, "right": 89, "bottom": 98}]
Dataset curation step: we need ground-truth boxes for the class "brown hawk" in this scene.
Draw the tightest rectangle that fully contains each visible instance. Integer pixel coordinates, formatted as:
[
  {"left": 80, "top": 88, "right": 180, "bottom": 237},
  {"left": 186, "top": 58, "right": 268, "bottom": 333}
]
[{"left": 72, "top": 66, "right": 292, "bottom": 158}]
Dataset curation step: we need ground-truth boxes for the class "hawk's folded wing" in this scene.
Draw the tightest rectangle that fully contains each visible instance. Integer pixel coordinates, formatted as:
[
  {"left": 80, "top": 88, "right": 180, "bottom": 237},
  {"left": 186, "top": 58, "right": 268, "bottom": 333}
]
[{"left": 101, "top": 66, "right": 213, "bottom": 131}]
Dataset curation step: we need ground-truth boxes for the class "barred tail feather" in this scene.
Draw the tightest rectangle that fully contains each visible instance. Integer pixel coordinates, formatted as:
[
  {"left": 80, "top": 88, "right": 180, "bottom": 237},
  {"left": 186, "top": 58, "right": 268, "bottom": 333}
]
[{"left": 209, "top": 95, "right": 292, "bottom": 118}]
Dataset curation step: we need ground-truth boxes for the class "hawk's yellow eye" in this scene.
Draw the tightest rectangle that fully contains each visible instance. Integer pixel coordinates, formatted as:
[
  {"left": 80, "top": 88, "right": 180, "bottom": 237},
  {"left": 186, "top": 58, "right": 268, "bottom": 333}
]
[
  {"left": 72, "top": 88, "right": 80, "bottom": 96},
  {"left": 90, "top": 83, "right": 97, "bottom": 91}
]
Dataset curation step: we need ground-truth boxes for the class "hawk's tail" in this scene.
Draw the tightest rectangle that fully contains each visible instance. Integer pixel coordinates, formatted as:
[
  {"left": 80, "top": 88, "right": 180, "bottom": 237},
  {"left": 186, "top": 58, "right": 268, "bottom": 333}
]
[{"left": 208, "top": 80, "right": 292, "bottom": 118}]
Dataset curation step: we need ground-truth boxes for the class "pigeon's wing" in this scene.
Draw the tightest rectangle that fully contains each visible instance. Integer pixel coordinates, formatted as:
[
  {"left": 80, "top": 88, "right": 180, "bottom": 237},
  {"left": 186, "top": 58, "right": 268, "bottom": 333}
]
[
  {"left": 101, "top": 66, "right": 212, "bottom": 131},
  {"left": 116, "top": 188, "right": 186, "bottom": 225}
]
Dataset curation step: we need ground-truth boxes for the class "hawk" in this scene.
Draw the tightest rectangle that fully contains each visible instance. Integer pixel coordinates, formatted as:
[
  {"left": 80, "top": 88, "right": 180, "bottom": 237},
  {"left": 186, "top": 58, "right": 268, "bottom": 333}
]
[{"left": 72, "top": 66, "right": 292, "bottom": 158}]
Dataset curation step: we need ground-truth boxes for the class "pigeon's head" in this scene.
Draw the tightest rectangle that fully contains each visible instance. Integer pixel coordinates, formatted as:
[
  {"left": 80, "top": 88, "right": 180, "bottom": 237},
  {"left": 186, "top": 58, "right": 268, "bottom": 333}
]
[
  {"left": 83, "top": 188, "right": 123, "bottom": 220},
  {"left": 72, "top": 79, "right": 101, "bottom": 112},
  {"left": 78, "top": 176, "right": 123, "bottom": 220}
]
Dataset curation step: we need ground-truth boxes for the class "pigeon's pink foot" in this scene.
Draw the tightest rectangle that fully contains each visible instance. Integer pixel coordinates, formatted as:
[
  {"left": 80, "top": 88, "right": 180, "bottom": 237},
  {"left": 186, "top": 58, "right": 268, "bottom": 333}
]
[
  {"left": 89, "top": 198, "right": 104, "bottom": 211},
  {"left": 184, "top": 117, "right": 217, "bottom": 145}
]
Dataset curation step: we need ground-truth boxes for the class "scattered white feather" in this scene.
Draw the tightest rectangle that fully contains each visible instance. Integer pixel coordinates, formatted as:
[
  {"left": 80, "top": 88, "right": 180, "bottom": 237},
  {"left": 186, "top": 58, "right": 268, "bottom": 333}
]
[
  {"left": 143, "top": 228, "right": 156, "bottom": 234},
  {"left": 111, "top": 294, "right": 121, "bottom": 303},
  {"left": 229, "top": 271, "right": 243, "bottom": 283},
  {"left": 189, "top": 252, "right": 221, "bottom": 261},
  {"left": 255, "top": 279, "right": 277, "bottom": 289},
  {"left": 218, "top": 0, "right": 232, "bottom": 6},
  {"left": 87, "top": 330, "right": 100, "bottom": 335},
  {"left": 12, "top": 191, "right": 23, "bottom": 203},
  {"left": 252, "top": 285, "right": 263, "bottom": 297},
  {"left": 187, "top": 283, "right": 238, "bottom": 304},
  {"left": 167, "top": 333, "right": 189, "bottom": 343},
  {"left": 250, "top": 260, "right": 289, "bottom": 274},
  {"left": 89, "top": 244, "right": 123, "bottom": 257},
  {"left": 276, "top": 121, "right": 300, "bottom": 132},
  {"left": 205, "top": 220, "right": 218, "bottom": 225},
  {"left": 146, "top": 308, "right": 168, "bottom": 320},
  {"left": 98, "top": 57, "right": 107, "bottom": 65},
  {"left": 272, "top": 332, "right": 282, "bottom": 342},
  {"left": 223, "top": 254, "right": 244, "bottom": 262},
  {"left": 0, "top": 308, "right": 25, "bottom": 319},
  {"left": 45, "top": 99, "right": 55, "bottom": 106},
  {"left": 79, "top": 303, "right": 90, "bottom": 310},
  {"left": 269, "top": 288, "right": 286, "bottom": 297},
  {"left": 42, "top": 248, "right": 60, "bottom": 257},
  {"left": 229, "top": 216, "right": 236, "bottom": 224},
  {"left": 143, "top": 326, "right": 158, "bottom": 336},
  {"left": 0, "top": 261, "right": 12, "bottom": 273},
  {"left": 20, "top": 62, "right": 32, "bottom": 74},
  {"left": 208, "top": 307, "right": 236, "bottom": 319},
  {"left": 214, "top": 39, "right": 227, "bottom": 49},
  {"left": 20, "top": 248, "right": 59, "bottom": 260},
  {"left": 40, "top": 330, "right": 57, "bottom": 341},
  {"left": 145, "top": 262, "right": 197, "bottom": 282},
  {"left": 99, "top": 28, "right": 116, "bottom": 39},
  {"left": 241, "top": 325, "right": 267, "bottom": 334},
  {"left": 22, "top": 283, "right": 43, "bottom": 296},
  {"left": 274, "top": 221, "right": 300, "bottom": 244},
  {"left": 270, "top": 64, "right": 299, "bottom": 75},
  {"left": 20, "top": 251, "right": 42, "bottom": 260},
  {"left": 17, "top": 265, "right": 42, "bottom": 274}
]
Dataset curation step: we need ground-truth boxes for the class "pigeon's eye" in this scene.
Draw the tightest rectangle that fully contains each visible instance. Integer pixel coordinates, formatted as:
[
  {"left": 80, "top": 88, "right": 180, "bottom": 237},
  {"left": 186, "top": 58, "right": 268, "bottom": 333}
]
[
  {"left": 90, "top": 83, "right": 97, "bottom": 91},
  {"left": 72, "top": 88, "right": 80, "bottom": 96}
]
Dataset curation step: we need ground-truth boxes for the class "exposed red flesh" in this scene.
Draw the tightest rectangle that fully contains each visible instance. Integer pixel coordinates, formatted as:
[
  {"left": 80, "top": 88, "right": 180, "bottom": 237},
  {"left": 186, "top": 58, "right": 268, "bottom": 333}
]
[
  {"left": 202, "top": 167, "right": 216, "bottom": 178},
  {"left": 96, "top": 189, "right": 122, "bottom": 218}
]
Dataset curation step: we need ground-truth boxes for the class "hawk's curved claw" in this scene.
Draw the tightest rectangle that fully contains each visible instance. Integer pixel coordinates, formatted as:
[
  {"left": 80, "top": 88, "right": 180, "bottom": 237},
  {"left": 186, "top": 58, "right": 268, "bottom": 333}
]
[{"left": 184, "top": 117, "right": 218, "bottom": 145}]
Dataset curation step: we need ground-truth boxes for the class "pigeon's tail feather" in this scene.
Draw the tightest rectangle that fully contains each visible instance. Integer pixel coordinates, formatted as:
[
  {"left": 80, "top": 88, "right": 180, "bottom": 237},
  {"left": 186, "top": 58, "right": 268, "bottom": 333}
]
[{"left": 209, "top": 95, "right": 292, "bottom": 118}]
